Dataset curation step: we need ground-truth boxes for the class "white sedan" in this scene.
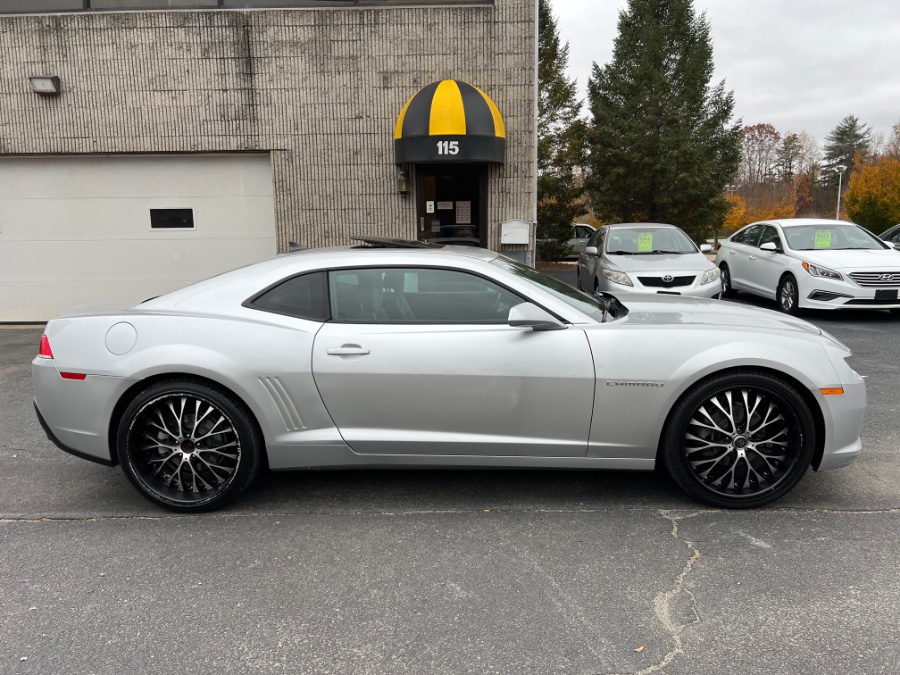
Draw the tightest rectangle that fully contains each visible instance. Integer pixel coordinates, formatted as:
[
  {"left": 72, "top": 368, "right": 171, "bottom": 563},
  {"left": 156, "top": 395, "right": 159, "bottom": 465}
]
[{"left": 717, "top": 218, "right": 900, "bottom": 314}]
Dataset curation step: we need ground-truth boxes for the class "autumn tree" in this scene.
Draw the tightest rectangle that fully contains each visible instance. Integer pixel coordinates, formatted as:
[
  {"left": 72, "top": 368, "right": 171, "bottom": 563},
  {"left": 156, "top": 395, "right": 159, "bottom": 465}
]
[
  {"left": 883, "top": 122, "right": 900, "bottom": 160},
  {"left": 722, "top": 192, "right": 746, "bottom": 233},
  {"left": 740, "top": 123, "right": 781, "bottom": 185},
  {"left": 585, "top": 0, "right": 740, "bottom": 241},
  {"left": 794, "top": 173, "right": 813, "bottom": 217},
  {"left": 844, "top": 157, "right": 900, "bottom": 233},
  {"left": 537, "top": 0, "right": 586, "bottom": 261}
]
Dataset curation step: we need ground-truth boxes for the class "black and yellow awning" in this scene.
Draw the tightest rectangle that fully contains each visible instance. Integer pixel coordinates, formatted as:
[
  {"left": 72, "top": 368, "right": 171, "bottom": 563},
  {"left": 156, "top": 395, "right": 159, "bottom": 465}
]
[{"left": 394, "top": 80, "right": 506, "bottom": 164}]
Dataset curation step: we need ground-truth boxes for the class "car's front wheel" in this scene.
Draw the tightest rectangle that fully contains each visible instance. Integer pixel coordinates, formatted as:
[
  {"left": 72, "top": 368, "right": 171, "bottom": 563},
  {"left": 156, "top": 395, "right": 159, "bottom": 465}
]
[
  {"left": 719, "top": 264, "right": 737, "bottom": 298},
  {"left": 662, "top": 371, "right": 815, "bottom": 508},
  {"left": 116, "top": 379, "right": 264, "bottom": 512},
  {"left": 777, "top": 274, "right": 800, "bottom": 315}
]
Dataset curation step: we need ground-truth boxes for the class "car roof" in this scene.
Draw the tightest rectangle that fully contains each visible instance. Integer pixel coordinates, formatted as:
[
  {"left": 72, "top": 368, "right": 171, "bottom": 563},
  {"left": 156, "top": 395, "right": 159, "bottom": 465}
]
[
  {"left": 605, "top": 222, "right": 678, "bottom": 229},
  {"left": 139, "top": 244, "right": 504, "bottom": 311},
  {"left": 761, "top": 218, "right": 854, "bottom": 228}
]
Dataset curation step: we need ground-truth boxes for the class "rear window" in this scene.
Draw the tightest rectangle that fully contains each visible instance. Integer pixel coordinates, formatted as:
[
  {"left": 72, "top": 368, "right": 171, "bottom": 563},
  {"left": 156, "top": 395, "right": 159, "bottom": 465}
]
[{"left": 248, "top": 271, "right": 329, "bottom": 321}]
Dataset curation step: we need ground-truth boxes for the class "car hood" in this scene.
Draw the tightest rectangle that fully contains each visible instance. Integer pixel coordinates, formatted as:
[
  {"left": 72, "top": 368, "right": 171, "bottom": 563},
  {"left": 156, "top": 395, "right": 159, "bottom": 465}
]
[
  {"left": 605, "top": 252, "right": 714, "bottom": 273},
  {"left": 792, "top": 248, "right": 900, "bottom": 271},
  {"left": 613, "top": 294, "right": 821, "bottom": 335}
]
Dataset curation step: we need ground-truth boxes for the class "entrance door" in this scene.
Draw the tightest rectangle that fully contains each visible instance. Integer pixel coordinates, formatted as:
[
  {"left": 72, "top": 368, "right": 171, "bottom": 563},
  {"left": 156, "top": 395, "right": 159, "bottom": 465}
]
[{"left": 415, "top": 164, "right": 487, "bottom": 247}]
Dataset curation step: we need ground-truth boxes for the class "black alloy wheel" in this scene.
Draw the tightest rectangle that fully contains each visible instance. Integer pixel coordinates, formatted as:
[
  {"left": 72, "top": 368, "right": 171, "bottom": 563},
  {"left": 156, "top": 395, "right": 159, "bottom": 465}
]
[
  {"left": 662, "top": 371, "right": 815, "bottom": 508},
  {"left": 719, "top": 264, "right": 737, "bottom": 298},
  {"left": 778, "top": 274, "right": 800, "bottom": 315},
  {"left": 117, "top": 379, "right": 263, "bottom": 512}
]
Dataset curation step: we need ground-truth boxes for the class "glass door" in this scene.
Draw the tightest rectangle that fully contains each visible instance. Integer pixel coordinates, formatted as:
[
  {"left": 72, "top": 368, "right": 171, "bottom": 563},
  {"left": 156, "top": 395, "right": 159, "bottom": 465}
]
[{"left": 415, "top": 164, "right": 487, "bottom": 247}]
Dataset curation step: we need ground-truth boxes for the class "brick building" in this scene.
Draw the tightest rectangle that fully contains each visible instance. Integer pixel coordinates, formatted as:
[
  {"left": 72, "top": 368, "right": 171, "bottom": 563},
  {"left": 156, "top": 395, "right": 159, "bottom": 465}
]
[{"left": 0, "top": 0, "right": 537, "bottom": 321}]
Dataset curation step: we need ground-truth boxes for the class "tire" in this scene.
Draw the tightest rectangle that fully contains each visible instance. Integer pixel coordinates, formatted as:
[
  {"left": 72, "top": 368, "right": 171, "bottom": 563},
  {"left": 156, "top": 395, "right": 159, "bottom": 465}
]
[
  {"left": 116, "top": 378, "right": 264, "bottom": 512},
  {"left": 719, "top": 264, "right": 737, "bottom": 298},
  {"left": 777, "top": 274, "right": 800, "bottom": 315},
  {"left": 662, "top": 370, "right": 815, "bottom": 508}
]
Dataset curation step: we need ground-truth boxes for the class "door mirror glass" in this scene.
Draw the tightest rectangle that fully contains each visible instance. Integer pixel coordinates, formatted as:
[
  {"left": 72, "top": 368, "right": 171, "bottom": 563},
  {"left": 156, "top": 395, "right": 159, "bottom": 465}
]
[
  {"left": 699, "top": 243, "right": 713, "bottom": 253},
  {"left": 583, "top": 246, "right": 599, "bottom": 256},
  {"left": 508, "top": 303, "right": 566, "bottom": 331}
]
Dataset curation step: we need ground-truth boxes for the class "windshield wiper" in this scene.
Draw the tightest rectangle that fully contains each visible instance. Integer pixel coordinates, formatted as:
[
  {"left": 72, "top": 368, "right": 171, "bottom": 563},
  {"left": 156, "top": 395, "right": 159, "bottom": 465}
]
[{"left": 609, "top": 250, "right": 635, "bottom": 255}]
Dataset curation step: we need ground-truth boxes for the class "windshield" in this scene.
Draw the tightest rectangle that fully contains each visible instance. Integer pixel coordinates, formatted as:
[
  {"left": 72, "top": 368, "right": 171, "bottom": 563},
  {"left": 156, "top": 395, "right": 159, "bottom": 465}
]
[
  {"left": 605, "top": 226, "right": 697, "bottom": 254},
  {"left": 783, "top": 224, "right": 888, "bottom": 251},
  {"left": 491, "top": 259, "right": 612, "bottom": 322}
]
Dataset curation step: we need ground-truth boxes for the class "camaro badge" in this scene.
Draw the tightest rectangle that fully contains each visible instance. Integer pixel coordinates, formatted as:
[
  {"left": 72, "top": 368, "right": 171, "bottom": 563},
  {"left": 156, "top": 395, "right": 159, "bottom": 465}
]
[{"left": 606, "top": 381, "right": 665, "bottom": 387}]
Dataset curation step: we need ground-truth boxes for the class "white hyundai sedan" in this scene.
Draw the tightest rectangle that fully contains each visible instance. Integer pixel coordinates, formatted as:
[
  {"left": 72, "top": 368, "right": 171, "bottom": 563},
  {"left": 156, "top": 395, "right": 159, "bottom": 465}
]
[{"left": 717, "top": 218, "right": 900, "bottom": 314}]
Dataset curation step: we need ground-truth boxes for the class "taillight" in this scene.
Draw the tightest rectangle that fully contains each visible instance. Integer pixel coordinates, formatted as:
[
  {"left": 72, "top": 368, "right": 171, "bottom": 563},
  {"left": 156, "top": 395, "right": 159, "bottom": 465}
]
[{"left": 38, "top": 335, "right": 54, "bottom": 359}]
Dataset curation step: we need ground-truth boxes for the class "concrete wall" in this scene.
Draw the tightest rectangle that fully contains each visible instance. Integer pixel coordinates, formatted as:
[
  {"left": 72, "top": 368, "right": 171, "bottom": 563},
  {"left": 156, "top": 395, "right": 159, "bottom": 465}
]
[{"left": 0, "top": 2, "right": 536, "bottom": 251}]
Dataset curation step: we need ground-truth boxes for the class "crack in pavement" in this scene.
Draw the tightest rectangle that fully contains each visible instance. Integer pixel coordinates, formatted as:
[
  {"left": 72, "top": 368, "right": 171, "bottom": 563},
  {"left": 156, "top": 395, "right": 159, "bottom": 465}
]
[
  {"left": 598, "top": 510, "right": 704, "bottom": 675},
  {"left": 2, "top": 505, "right": 899, "bottom": 524}
]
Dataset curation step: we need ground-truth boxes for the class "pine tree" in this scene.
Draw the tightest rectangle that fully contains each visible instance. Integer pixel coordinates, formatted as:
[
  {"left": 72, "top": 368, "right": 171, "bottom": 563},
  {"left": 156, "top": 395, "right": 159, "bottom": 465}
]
[
  {"left": 537, "top": 0, "right": 586, "bottom": 261},
  {"left": 586, "top": 0, "right": 740, "bottom": 241},
  {"left": 823, "top": 115, "right": 871, "bottom": 183}
]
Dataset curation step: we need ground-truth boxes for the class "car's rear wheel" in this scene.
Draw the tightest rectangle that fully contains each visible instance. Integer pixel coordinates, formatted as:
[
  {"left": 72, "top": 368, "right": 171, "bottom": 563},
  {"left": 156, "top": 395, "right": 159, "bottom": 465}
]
[
  {"left": 116, "top": 379, "right": 263, "bottom": 512},
  {"left": 662, "top": 371, "right": 815, "bottom": 508},
  {"left": 719, "top": 264, "right": 737, "bottom": 298},
  {"left": 777, "top": 274, "right": 800, "bottom": 315}
]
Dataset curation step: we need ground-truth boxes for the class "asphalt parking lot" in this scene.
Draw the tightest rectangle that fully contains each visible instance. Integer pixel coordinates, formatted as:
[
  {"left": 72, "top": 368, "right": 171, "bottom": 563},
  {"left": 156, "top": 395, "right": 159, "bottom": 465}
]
[{"left": 2, "top": 287, "right": 899, "bottom": 674}]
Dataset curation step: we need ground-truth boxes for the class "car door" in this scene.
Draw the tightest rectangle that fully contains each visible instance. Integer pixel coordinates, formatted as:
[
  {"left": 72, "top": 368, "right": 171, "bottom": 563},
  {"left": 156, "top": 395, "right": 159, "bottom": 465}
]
[
  {"left": 578, "top": 227, "right": 607, "bottom": 290},
  {"left": 723, "top": 224, "right": 763, "bottom": 290},
  {"left": 745, "top": 224, "right": 786, "bottom": 298},
  {"left": 311, "top": 266, "right": 596, "bottom": 457},
  {"left": 569, "top": 225, "right": 595, "bottom": 255}
]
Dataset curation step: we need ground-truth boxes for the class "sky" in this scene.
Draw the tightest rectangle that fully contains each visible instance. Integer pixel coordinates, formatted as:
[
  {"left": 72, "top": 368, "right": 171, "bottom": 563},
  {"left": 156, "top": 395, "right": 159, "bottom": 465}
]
[{"left": 552, "top": 0, "right": 900, "bottom": 146}]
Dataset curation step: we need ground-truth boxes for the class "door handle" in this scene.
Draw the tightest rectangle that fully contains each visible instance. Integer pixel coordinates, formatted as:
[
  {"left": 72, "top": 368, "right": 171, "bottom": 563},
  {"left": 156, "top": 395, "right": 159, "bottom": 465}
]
[
  {"left": 327, "top": 346, "right": 370, "bottom": 356},
  {"left": 749, "top": 256, "right": 757, "bottom": 261},
  {"left": 729, "top": 250, "right": 735, "bottom": 255}
]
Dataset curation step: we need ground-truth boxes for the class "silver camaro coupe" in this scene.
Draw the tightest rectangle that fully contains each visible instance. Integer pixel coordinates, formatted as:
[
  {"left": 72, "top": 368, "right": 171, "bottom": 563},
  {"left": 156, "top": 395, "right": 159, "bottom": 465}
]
[{"left": 33, "top": 238, "right": 865, "bottom": 512}]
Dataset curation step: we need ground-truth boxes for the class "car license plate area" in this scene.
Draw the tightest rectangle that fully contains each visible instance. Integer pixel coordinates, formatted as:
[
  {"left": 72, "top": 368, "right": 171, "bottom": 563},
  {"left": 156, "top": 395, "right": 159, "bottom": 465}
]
[{"left": 875, "top": 289, "right": 898, "bottom": 301}]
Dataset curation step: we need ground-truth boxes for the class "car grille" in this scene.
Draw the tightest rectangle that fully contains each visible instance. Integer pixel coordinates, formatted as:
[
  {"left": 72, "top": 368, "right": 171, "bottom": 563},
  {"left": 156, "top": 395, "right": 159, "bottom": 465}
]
[
  {"left": 848, "top": 272, "right": 900, "bottom": 287},
  {"left": 638, "top": 275, "right": 695, "bottom": 288}
]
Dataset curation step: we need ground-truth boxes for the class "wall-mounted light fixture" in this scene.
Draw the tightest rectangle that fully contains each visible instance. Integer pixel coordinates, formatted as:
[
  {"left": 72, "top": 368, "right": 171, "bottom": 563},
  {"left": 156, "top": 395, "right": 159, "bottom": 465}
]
[
  {"left": 30, "top": 76, "right": 61, "bottom": 95},
  {"left": 397, "top": 166, "right": 410, "bottom": 197}
]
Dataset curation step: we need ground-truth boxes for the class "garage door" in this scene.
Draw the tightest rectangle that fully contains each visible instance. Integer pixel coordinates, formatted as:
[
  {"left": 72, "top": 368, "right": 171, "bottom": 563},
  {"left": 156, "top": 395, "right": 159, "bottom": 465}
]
[{"left": 0, "top": 154, "right": 276, "bottom": 322}]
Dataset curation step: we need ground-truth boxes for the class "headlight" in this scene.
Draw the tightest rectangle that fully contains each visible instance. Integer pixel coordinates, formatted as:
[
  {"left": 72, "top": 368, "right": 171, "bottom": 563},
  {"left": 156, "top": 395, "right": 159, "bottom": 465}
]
[
  {"left": 802, "top": 261, "right": 842, "bottom": 281},
  {"left": 701, "top": 267, "right": 721, "bottom": 285},
  {"left": 602, "top": 268, "right": 633, "bottom": 286}
]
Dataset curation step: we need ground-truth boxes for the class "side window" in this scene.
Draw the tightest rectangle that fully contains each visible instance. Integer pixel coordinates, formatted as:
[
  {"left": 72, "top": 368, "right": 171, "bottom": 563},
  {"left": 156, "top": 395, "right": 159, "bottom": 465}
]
[
  {"left": 732, "top": 224, "right": 762, "bottom": 246},
  {"left": 247, "top": 271, "right": 329, "bottom": 321},
  {"left": 588, "top": 228, "right": 606, "bottom": 248},
  {"left": 758, "top": 225, "right": 782, "bottom": 249},
  {"left": 574, "top": 225, "right": 593, "bottom": 239},
  {"left": 888, "top": 228, "right": 900, "bottom": 244},
  {"left": 328, "top": 268, "right": 524, "bottom": 324}
]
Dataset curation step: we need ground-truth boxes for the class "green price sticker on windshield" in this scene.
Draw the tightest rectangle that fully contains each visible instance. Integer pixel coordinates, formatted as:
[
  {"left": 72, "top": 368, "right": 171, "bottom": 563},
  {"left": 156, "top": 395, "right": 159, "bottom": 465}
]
[
  {"left": 637, "top": 232, "right": 653, "bottom": 252},
  {"left": 814, "top": 230, "right": 832, "bottom": 249}
]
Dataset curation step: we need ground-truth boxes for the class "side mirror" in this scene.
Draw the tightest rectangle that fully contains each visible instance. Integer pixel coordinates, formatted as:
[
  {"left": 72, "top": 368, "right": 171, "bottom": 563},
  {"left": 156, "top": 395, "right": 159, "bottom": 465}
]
[
  {"left": 583, "top": 246, "right": 599, "bottom": 256},
  {"left": 760, "top": 242, "right": 780, "bottom": 252},
  {"left": 699, "top": 244, "right": 713, "bottom": 254},
  {"left": 508, "top": 303, "right": 567, "bottom": 331}
]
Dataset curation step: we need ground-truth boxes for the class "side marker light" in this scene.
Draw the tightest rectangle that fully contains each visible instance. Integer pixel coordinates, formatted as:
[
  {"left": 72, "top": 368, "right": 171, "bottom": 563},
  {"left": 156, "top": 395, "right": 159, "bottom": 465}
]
[{"left": 819, "top": 387, "right": 844, "bottom": 395}]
